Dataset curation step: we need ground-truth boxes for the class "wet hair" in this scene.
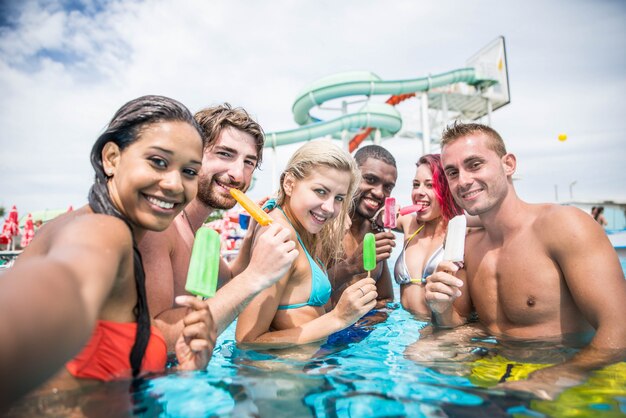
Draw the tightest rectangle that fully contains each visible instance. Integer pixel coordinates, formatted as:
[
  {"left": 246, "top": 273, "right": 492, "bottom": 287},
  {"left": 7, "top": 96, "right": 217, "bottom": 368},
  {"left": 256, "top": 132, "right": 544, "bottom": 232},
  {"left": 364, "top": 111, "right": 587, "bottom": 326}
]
[
  {"left": 88, "top": 95, "right": 202, "bottom": 377},
  {"left": 441, "top": 121, "right": 507, "bottom": 157},
  {"left": 354, "top": 144, "right": 397, "bottom": 168},
  {"left": 194, "top": 103, "right": 265, "bottom": 168},
  {"left": 417, "top": 154, "right": 463, "bottom": 221},
  {"left": 277, "top": 141, "right": 361, "bottom": 265}
]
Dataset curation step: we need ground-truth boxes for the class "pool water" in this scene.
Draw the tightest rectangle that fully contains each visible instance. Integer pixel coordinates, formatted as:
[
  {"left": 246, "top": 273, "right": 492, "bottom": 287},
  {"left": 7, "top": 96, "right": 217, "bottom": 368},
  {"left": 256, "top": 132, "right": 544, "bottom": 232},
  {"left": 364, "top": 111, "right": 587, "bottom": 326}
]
[{"left": 8, "top": 257, "right": 626, "bottom": 417}]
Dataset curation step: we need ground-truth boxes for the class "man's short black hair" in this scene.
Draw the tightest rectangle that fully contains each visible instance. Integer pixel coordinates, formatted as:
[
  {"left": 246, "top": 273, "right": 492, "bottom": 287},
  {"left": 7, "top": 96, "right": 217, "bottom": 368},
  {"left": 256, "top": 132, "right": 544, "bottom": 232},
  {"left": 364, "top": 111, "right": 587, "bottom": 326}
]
[{"left": 353, "top": 145, "right": 396, "bottom": 168}]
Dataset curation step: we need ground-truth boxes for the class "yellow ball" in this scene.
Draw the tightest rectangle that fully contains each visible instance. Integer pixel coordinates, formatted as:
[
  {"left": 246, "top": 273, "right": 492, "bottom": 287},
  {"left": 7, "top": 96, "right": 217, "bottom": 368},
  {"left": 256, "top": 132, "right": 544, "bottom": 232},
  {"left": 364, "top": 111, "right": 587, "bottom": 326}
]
[{"left": 558, "top": 133, "right": 567, "bottom": 141}]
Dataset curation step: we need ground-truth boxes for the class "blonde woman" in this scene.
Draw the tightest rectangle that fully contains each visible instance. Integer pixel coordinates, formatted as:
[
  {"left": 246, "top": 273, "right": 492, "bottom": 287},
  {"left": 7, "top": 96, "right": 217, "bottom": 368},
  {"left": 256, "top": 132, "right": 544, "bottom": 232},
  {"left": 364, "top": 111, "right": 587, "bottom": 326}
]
[{"left": 236, "top": 141, "right": 378, "bottom": 348}]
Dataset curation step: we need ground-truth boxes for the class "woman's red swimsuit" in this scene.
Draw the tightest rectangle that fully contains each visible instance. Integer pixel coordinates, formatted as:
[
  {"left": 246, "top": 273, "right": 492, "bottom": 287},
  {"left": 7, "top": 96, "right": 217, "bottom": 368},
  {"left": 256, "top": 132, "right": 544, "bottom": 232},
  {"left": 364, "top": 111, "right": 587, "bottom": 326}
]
[{"left": 66, "top": 320, "right": 167, "bottom": 380}]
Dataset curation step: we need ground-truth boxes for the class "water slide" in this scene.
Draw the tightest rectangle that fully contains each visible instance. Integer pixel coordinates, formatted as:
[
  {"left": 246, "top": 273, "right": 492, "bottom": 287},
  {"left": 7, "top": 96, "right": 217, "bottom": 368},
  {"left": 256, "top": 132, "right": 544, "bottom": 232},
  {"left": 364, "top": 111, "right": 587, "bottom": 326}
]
[
  {"left": 264, "top": 69, "right": 495, "bottom": 149},
  {"left": 264, "top": 37, "right": 509, "bottom": 150}
]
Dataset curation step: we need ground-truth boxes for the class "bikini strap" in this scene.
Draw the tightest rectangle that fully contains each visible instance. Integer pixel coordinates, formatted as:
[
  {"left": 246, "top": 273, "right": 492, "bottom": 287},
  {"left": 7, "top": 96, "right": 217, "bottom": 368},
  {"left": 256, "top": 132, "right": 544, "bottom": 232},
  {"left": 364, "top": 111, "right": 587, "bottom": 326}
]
[
  {"left": 405, "top": 224, "right": 425, "bottom": 245},
  {"left": 276, "top": 205, "right": 315, "bottom": 261}
]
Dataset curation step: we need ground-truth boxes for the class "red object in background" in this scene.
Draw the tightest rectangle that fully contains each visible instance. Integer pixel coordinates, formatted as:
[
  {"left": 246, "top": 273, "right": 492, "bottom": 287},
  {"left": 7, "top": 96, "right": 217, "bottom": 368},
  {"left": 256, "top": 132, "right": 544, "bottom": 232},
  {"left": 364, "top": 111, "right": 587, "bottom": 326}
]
[
  {"left": 7, "top": 205, "right": 19, "bottom": 236},
  {"left": 1, "top": 205, "right": 19, "bottom": 247},
  {"left": 20, "top": 213, "right": 35, "bottom": 248},
  {"left": 67, "top": 205, "right": 74, "bottom": 212},
  {"left": 0, "top": 220, "right": 11, "bottom": 245}
]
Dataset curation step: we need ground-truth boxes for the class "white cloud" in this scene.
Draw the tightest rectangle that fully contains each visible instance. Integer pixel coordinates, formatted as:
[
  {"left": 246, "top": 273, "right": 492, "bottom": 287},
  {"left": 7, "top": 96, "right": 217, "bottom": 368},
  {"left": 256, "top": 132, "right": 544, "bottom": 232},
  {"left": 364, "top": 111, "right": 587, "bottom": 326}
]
[{"left": 1, "top": 0, "right": 625, "bottom": 217}]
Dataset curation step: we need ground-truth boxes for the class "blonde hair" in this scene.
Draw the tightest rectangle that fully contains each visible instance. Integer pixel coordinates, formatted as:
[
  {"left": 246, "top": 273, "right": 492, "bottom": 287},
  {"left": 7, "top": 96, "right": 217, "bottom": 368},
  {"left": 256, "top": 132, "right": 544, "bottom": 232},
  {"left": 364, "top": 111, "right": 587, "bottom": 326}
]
[{"left": 277, "top": 141, "right": 360, "bottom": 266}]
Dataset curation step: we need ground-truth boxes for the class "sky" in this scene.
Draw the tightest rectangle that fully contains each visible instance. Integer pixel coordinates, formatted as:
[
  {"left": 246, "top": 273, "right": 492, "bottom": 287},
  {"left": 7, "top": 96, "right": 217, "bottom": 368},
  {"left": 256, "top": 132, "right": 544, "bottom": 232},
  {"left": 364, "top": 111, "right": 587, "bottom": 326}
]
[{"left": 1, "top": 0, "right": 625, "bottom": 219}]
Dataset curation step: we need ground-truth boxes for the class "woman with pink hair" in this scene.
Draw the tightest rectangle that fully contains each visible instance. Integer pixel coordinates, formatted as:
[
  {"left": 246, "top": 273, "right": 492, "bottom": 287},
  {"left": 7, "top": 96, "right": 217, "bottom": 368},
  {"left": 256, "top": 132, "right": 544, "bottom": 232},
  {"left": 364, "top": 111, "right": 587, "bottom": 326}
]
[{"left": 394, "top": 154, "right": 464, "bottom": 317}]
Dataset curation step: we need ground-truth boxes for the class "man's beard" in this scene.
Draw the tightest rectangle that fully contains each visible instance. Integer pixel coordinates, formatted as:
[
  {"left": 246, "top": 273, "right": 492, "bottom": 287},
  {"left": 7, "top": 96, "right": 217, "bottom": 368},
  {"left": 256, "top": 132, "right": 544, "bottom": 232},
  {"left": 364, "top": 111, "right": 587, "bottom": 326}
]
[
  {"left": 353, "top": 191, "right": 380, "bottom": 220},
  {"left": 197, "top": 176, "right": 237, "bottom": 210}
]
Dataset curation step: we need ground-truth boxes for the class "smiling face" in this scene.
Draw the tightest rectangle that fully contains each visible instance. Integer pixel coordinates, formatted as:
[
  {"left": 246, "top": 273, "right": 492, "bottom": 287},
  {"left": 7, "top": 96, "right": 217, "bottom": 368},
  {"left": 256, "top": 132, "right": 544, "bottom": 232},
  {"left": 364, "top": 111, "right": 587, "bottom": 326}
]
[
  {"left": 284, "top": 166, "right": 351, "bottom": 235},
  {"left": 196, "top": 126, "right": 258, "bottom": 209},
  {"left": 104, "top": 121, "right": 203, "bottom": 233},
  {"left": 411, "top": 164, "right": 443, "bottom": 222},
  {"left": 441, "top": 133, "right": 515, "bottom": 216},
  {"left": 354, "top": 157, "right": 397, "bottom": 219}
]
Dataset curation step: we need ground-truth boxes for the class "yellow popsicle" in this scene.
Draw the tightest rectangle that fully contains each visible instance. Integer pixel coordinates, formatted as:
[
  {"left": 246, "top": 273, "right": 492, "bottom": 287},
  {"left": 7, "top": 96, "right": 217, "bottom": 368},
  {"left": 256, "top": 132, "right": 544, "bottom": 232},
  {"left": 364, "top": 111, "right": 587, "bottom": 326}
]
[{"left": 229, "top": 189, "right": 273, "bottom": 226}]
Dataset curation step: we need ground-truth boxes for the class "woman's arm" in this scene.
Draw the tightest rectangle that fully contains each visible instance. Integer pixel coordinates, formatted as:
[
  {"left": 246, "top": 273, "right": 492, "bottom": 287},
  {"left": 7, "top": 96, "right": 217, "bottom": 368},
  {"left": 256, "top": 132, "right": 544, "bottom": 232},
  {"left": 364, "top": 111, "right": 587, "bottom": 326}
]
[
  {"left": 236, "top": 278, "right": 378, "bottom": 349},
  {"left": 0, "top": 215, "right": 130, "bottom": 409}
]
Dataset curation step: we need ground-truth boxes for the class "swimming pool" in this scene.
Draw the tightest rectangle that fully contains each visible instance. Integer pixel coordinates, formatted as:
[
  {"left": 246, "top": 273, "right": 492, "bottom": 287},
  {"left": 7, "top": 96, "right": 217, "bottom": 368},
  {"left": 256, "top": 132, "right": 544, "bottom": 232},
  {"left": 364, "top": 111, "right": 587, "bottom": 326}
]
[{"left": 8, "top": 258, "right": 626, "bottom": 417}]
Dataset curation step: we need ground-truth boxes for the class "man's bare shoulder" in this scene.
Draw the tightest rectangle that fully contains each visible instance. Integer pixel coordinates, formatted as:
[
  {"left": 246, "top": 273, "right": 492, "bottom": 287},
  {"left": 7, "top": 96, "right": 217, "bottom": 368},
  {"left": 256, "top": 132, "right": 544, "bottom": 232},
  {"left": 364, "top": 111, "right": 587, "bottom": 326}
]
[
  {"left": 532, "top": 203, "right": 595, "bottom": 232},
  {"left": 531, "top": 203, "right": 607, "bottom": 249},
  {"left": 139, "top": 216, "right": 183, "bottom": 254}
]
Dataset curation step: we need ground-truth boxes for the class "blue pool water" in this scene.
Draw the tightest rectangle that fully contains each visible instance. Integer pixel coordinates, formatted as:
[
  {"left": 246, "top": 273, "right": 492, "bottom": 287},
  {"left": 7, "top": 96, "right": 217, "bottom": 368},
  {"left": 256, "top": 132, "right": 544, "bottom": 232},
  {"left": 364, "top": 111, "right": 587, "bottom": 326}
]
[{"left": 8, "top": 256, "right": 626, "bottom": 417}]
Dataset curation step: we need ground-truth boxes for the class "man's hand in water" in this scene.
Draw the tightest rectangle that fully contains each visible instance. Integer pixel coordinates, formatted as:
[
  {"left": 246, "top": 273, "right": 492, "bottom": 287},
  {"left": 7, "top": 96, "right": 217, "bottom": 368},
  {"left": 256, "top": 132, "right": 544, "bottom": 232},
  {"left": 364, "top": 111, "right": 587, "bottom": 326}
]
[
  {"left": 498, "top": 365, "right": 587, "bottom": 400},
  {"left": 424, "top": 261, "right": 466, "bottom": 328}
]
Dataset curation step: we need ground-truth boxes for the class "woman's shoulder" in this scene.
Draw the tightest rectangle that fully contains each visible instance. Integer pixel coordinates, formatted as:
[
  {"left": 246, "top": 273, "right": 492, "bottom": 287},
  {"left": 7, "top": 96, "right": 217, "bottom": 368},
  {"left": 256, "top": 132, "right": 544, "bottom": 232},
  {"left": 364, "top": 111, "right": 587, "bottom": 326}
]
[
  {"left": 264, "top": 207, "right": 298, "bottom": 240},
  {"left": 48, "top": 208, "right": 133, "bottom": 250}
]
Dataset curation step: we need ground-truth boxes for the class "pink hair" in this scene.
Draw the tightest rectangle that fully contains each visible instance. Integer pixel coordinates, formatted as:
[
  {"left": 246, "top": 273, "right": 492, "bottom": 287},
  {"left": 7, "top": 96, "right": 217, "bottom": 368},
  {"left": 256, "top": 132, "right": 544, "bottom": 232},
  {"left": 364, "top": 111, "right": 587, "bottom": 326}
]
[{"left": 417, "top": 154, "right": 463, "bottom": 221}]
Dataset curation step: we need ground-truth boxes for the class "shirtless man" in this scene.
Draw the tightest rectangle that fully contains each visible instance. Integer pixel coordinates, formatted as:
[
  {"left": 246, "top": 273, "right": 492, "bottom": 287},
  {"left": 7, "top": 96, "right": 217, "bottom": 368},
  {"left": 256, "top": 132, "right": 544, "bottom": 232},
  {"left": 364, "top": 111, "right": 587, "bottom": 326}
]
[
  {"left": 425, "top": 122, "right": 626, "bottom": 398},
  {"left": 328, "top": 145, "right": 396, "bottom": 307},
  {"left": 140, "top": 104, "right": 298, "bottom": 351}
]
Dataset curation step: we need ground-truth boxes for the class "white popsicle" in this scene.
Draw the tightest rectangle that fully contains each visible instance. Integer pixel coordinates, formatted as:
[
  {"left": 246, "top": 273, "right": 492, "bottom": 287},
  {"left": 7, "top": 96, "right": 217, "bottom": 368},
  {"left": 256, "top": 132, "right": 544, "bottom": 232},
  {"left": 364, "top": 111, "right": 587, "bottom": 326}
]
[{"left": 443, "top": 215, "right": 466, "bottom": 263}]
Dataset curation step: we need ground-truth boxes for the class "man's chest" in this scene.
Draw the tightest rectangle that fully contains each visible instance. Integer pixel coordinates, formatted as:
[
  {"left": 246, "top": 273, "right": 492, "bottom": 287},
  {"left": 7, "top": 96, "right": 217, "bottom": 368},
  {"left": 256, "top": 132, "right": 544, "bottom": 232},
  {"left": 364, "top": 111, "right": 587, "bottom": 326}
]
[{"left": 465, "top": 238, "right": 563, "bottom": 327}]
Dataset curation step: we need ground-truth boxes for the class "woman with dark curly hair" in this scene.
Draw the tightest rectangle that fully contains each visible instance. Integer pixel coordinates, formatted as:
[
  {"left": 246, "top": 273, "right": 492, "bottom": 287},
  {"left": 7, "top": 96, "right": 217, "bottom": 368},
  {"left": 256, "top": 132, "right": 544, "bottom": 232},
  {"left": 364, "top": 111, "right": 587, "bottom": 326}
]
[{"left": 0, "top": 95, "right": 215, "bottom": 410}]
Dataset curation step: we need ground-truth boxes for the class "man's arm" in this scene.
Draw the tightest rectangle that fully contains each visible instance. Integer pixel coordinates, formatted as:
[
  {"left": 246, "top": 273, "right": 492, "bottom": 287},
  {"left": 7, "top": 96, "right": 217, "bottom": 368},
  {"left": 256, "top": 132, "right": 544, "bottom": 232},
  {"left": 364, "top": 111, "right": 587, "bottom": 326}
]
[
  {"left": 209, "top": 222, "right": 299, "bottom": 335},
  {"left": 0, "top": 216, "right": 127, "bottom": 409}
]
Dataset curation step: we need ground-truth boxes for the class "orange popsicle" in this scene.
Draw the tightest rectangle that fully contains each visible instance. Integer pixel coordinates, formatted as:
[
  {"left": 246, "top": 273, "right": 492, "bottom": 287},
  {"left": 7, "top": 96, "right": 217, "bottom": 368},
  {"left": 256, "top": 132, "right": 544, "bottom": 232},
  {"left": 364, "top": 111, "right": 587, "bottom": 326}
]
[{"left": 229, "top": 189, "right": 273, "bottom": 226}]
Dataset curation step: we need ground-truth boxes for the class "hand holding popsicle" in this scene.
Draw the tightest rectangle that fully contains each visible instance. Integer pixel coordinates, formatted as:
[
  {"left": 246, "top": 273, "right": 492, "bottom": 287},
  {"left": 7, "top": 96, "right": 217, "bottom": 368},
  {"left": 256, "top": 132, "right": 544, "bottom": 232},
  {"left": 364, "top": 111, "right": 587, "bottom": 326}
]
[
  {"left": 363, "top": 232, "right": 377, "bottom": 278},
  {"left": 173, "top": 295, "right": 216, "bottom": 371},
  {"left": 185, "top": 227, "right": 221, "bottom": 299},
  {"left": 424, "top": 215, "right": 467, "bottom": 316},
  {"left": 230, "top": 189, "right": 273, "bottom": 226}
]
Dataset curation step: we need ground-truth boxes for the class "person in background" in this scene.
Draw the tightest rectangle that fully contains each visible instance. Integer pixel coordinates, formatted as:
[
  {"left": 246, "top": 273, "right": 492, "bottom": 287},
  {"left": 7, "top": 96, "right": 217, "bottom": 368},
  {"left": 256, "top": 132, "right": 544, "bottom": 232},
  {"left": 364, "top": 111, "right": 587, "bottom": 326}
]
[
  {"left": 140, "top": 104, "right": 298, "bottom": 351},
  {"left": 394, "top": 154, "right": 463, "bottom": 317},
  {"left": 236, "top": 141, "right": 377, "bottom": 348},
  {"left": 426, "top": 122, "right": 626, "bottom": 400},
  {"left": 328, "top": 145, "right": 396, "bottom": 308},
  {"left": 593, "top": 206, "right": 608, "bottom": 227},
  {"left": 0, "top": 96, "right": 214, "bottom": 410}
]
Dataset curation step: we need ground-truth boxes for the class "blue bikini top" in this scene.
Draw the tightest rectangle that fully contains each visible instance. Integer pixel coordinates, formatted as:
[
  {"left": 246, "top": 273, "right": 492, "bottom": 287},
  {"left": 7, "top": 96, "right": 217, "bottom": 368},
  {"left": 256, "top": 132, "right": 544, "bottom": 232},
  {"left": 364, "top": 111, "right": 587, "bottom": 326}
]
[{"left": 262, "top": 199, "right": 332, "bottom": 310}]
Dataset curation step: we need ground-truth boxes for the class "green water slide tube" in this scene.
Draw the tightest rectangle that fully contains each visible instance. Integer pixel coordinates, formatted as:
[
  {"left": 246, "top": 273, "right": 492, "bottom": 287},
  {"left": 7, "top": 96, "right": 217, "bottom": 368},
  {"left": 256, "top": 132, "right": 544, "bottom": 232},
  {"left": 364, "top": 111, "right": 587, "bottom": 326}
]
[
  {"left": 264, "top": 69, "right": 494, "bottom": 148},
  {"left": 265, "top": 101, "right": 402, "bottom": 148}
]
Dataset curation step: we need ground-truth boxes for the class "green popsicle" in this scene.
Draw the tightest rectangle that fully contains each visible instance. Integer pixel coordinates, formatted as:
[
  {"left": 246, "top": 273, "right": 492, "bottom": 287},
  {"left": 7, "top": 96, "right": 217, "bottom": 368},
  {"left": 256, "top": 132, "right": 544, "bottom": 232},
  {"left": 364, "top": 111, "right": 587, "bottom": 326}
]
[
  {"left": 363, "top": 232, "right": 376, "bottom": 277},
  {"left": 185, "top": 227, "right": 220, "bottom": 299}
]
